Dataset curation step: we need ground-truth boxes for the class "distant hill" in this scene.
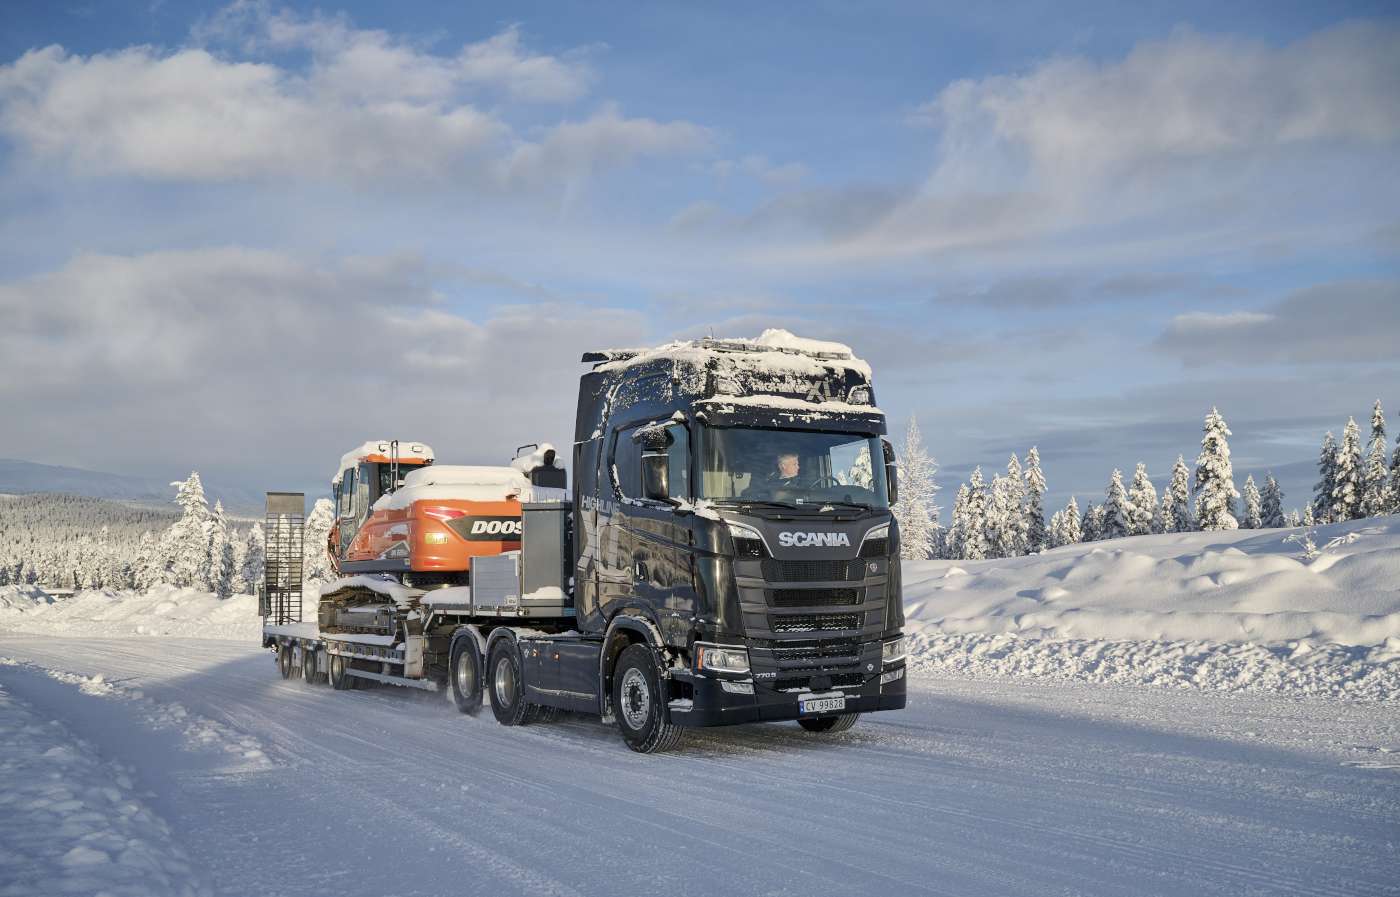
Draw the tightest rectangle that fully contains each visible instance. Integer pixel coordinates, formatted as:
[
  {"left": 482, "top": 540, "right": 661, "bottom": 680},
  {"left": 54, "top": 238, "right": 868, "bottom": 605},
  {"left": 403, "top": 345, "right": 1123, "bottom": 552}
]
[{"left": 0, "top": 459, "right": 265, "bottom": 517}]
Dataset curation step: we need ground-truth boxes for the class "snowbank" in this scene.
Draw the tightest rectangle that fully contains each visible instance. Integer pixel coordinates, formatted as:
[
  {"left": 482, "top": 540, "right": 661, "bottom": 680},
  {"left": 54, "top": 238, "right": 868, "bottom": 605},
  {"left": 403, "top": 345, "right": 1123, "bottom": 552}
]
[
  {"left": 0, "top": 584, "right": 261, "bottom": 640},
  {"left": 0, "top": 680, "right": 210, "bottom": 897},
  {"left": 903, "top": 516, "right": 1400, "bottom": 701},
  {"left": 904, "top": 516, "right": 1400, "bottom": 648}
]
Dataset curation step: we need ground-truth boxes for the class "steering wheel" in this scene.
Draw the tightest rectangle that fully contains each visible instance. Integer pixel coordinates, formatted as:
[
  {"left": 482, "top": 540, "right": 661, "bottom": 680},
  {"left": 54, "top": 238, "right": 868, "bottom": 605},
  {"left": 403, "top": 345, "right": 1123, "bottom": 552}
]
[{"left": 808, "top": 474, "right": 840, "bottom": 489}]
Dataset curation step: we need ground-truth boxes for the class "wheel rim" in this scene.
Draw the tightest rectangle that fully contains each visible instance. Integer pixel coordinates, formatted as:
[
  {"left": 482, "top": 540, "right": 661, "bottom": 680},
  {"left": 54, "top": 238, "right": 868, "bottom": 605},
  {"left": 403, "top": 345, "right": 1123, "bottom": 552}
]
[
  {"left": 456, "top": 650, "right": 476, "bottom": 696},
  {"left": 620, "top": 667, "right": 650, "bottom": 729},
  {"left": 493, "top": 656, "right": 516, "bottom": 707}
]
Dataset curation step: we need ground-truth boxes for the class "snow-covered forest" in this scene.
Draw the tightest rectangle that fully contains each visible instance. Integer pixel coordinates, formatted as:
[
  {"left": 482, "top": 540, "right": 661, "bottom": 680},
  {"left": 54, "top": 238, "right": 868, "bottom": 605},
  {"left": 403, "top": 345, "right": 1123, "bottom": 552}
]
[
  {"left": 888, "top": 399, "right": 1400, "bottom": 561},
  {"left": 0, "top": 474, "right": 334, "bottom": 596}
]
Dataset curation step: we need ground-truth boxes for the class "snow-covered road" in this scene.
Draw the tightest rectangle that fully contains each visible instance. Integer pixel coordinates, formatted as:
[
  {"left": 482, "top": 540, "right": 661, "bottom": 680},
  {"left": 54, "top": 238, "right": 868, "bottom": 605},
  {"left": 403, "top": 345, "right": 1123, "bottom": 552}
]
[{"left": 1, "top": 636, "right": 1396, "bottom": 897}]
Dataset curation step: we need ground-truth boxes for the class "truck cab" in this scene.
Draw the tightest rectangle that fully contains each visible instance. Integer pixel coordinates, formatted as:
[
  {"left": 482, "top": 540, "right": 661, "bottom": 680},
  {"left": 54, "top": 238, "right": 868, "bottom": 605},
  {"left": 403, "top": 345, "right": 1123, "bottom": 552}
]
[{"left": 572, "top": 332, "right": 907, "bottom": 730}]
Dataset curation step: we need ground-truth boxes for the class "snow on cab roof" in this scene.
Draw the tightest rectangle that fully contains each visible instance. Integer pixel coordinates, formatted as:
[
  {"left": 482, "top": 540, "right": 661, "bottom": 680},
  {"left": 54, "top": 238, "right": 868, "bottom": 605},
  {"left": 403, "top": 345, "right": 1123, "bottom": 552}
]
[
  {"left": 333, "top": 441, "right": 434, "bottom": 485},
  {"left": 372, "top": 464, "right": 530, "bottom": 511},
  {"left": 584, "top": 328, "right": 870, "bottom": 378}
]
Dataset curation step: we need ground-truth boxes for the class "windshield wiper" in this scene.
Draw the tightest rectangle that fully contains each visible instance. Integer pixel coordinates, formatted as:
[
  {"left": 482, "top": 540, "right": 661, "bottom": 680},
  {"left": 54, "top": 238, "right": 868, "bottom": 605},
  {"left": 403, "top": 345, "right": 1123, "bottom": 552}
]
[
  {"left": 807, "top": 499, "right": 874, "bottom": 515},
  {"left": 712, "top": 499, "right": 809, "bottom": 514}
]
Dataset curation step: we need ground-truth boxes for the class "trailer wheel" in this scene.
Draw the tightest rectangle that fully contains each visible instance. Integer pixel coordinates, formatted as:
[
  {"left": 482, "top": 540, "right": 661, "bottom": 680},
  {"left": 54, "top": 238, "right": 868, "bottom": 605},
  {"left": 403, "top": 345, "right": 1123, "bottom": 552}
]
[
  {"left": 301, "top": 644, "right": 322, "bottom": 684},
  {"left": 328, "top": 652, "right": 353, "bottom": 691},
  {"left": 277, "top": 642, "right": 294, "bottom": 679},
  {"left": 449, "top": 639, "right": 483, "bottom": 715},
  {"left": 798, "top": 713, "right": 860, "bottom": 734},
  {"left": 612, "top": 644, "right": 683, "bottom": 754},
  {"left": 487, "top": 641, "right": 536, "bottom": 726}
]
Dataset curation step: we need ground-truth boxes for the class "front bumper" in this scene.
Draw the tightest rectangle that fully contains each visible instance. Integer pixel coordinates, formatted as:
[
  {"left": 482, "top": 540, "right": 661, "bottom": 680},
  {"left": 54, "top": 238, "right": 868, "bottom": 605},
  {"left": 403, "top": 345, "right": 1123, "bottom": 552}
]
[{"left": 665, "top": 664, "right": 907, "bottom": 728}]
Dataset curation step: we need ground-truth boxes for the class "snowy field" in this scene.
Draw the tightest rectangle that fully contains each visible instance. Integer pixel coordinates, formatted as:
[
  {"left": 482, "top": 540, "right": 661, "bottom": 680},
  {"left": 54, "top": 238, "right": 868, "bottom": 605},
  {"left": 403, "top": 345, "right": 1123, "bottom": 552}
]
[{"left": 1, "top": 516, "right": 1397, "bottom": 895}]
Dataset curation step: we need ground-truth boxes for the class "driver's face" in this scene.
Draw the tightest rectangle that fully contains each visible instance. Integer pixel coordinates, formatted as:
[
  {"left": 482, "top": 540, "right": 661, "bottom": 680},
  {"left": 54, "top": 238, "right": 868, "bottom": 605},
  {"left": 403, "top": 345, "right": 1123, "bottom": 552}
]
[{"left": 777, "top": 453, "right": 800, "bottom": 478}]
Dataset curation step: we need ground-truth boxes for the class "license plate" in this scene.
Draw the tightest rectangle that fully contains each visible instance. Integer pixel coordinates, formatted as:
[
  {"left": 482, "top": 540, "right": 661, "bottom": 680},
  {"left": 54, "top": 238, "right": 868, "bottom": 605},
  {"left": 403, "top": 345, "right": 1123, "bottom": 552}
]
[{"left": 800, "top": 696, "right": 845, "bottom": 715}]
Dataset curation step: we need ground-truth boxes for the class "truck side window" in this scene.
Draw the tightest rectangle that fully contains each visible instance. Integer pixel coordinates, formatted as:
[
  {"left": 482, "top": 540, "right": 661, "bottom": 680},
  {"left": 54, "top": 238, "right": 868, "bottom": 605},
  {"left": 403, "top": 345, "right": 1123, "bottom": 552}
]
[
  {"left": 667, "top": 424, "right": 690, "bottom": 500},
  {"left": 612, "top": 426, "right": 643, "bottom": 498}
]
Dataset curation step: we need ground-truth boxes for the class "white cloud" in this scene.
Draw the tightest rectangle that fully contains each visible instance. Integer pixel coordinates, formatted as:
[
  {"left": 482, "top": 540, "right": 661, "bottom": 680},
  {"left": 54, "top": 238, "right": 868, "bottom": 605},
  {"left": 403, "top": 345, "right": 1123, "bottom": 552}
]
[
  {"left": 1154, "top": 281, "right": 1400, "bottom": 365},
  {"left": 502, "top": 102, "right": 711, "bottom": 188},
  {"left": 0, "top": 248, "right": 651, "bottom": 481},
  {"left": 924, "top": 22, "right": 1400, "bottom": 179},
  {"left": 753, "top": 22, "right": 1400, "bottom": 269},
  {"left": 0, "top": 7, "right": 699, "bottom": 186}
]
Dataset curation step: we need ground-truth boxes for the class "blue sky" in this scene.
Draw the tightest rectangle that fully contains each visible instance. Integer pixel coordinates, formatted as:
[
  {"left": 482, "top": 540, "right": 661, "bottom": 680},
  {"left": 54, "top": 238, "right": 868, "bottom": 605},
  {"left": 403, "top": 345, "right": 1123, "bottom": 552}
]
[{"left": 2, "top": 1, "right": 1397, "bottom": 512}]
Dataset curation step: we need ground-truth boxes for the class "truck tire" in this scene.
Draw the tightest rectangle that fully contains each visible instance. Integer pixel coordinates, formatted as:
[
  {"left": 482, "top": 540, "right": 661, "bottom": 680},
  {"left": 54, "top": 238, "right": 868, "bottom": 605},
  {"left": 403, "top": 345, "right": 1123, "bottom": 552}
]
[
  {"left": 301, "top": 644, "right": 321, "bottom": 684},
  {"left": 798, "top": 713, "right": 860, "bottom": 733},
  {"left": 277, "top": 643, "right": 294, "bottom": 679},
  {"left": 612, "top": 644, "right": 683, "bottom": 754},
  {"left": 449, "top": 639, "right": 483, "bottom": 715},
  {"left": 487, "top": 640, "right": 536, "bottom": 726},
  {"left": 328, "top": 652, "right": 354, "bottom": 691}
]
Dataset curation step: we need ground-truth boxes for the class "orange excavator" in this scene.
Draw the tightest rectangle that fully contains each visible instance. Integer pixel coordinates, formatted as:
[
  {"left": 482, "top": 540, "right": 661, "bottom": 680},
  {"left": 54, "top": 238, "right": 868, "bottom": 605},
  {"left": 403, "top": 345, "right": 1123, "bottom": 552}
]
[{"left": 326, "top": 439, "right": 566, "bottom": 589}]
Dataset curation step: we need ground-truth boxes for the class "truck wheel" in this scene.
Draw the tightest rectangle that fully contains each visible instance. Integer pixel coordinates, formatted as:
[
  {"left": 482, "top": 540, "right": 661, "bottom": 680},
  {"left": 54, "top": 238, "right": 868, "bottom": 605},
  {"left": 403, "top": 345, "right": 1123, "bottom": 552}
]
[
  {"left": 487, "top": 641, "right": 535, "bottom": 726},
  {"left": 328, "top": 653, "right": 353, "bottom": 691},
  {"left": 277, "top": 643, "right": 294, "bottom": 679},
  {"left": 612, "top": 644, "right": 683, "bottom": 754},
  {"left": 449, "top": 639, "right": 483, "bottom": 715},
  {"left": 301, "top": 644, "right": 321, "bottom": 684},
  {"left": 798, "top": 713, "right": 860, "bottom": 733}
]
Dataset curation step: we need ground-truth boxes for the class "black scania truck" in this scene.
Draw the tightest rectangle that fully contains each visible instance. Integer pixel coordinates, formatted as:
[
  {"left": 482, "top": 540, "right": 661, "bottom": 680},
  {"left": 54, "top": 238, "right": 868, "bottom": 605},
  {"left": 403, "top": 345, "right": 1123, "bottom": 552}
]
[{"left": 266, "top": 332, "right": 907, "bottom": 753}]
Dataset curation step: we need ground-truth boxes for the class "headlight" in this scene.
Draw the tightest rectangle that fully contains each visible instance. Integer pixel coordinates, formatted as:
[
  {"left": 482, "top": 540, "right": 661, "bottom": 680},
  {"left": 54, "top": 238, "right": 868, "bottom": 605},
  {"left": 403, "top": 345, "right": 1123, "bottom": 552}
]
[
  {"left": 696, "top": 643, "right": 750, "bottom": 675},
  {"left": 726, "top": 521, "right": 768, "bottom": 558},
  {"left": 882, "top": 635, "right": 907, "bottom": 667}
]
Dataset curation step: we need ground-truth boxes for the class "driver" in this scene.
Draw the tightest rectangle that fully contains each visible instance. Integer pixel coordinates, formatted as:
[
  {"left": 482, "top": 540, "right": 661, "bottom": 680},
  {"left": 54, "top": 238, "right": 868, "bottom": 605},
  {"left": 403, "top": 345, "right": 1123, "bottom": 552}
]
[{"left": 773, "top": 451, "right": 802, "bottom": 486}]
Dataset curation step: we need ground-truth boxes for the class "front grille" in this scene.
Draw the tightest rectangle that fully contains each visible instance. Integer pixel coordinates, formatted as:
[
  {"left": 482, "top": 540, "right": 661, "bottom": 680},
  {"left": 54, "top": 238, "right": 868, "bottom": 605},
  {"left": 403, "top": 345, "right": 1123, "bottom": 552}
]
[
  {"left": 761, "top": 559, "right": 860, "bottom": 582},
  {"left": 771, "top": 638, "right": 861, "bottom": 663},
  {"left": 778, "top": 671, "right": 867, "bottom": 690},
  {"left": 770, "top": 588, "right": 860, "bottom": 607},
  {"left": 770, "top": 613, "right": 862, "bottom": 634}
]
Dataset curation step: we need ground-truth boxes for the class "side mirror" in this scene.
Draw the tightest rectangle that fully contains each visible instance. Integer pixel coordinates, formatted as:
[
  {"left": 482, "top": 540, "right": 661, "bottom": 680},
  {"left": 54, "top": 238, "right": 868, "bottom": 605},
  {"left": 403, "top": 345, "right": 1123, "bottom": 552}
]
[
  {"left": 642, "top": 450, "right": 669, "bottom": 502},
  {"left": 882, "top": 437, "right": 899, "bottom": 505}
]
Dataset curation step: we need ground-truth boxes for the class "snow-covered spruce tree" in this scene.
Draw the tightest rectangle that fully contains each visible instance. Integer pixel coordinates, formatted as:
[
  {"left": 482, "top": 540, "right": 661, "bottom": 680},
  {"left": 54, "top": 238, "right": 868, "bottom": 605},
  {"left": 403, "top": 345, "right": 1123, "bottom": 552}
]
[
  {"left": 1361, "top": 400, "right": 1389, "bottom": 518},
  {"left": 1286, "top": 508, "right": 1301, "bottom": 528},
  {"left": 1163, "top": 456, "right": 1193, "bottom": 533},
  {"left": 1099, "top": 469, "right": 1131, "bottom": 540},
  {"left": 238, "top": 524, "right": 266, "bottom": 596},
  {"left": 945, "top": 482, "right": 971, "bottom": 559},
  {"left": 159, "top": 472, "right": 212, "bottom": 588},
  {"left": 961, "top": 468, "right": 990, "bottom": 561},
  {"left": 1302, "top": 503, "right": 1315, "bottom": 527},
  {"left": 1331, "top": 417, "right": 1363, "bottom": 522},
  {"left": 1241, "top": 475, "right": 1262, "bottom": 529},
  {"left": 986, "top": 455, "right": 1027, "bottom": 559},
  {"left": 303, "top": 498, "right": 337, "bottom": 582},
  {"left": 206, "top": 500, "right": 236, "bottom": 600},
  {"left": 1023, "top": 446, "right": 1048, "bottom": 553},
  {"left": 1079, "top": 500, "right": 1099, "bottom": 542},
  {"left": 1312, "top": 431, "right": 1338, "bottom": 524},
  {"left": 1261, "top": 474, "right": 1285, "bottom": 528},
  {"left": 1193, "top": 407, "right": 1239, "bottom": 531},
  {"left": 1052, "top": 496, "right": 1081, "bottom": 547},
  {"left": 892, "top": 415, "right": 940, "bottom": 560},
  {"left": 1126, "top": 463, "right": 1157, "bottom": 535}
]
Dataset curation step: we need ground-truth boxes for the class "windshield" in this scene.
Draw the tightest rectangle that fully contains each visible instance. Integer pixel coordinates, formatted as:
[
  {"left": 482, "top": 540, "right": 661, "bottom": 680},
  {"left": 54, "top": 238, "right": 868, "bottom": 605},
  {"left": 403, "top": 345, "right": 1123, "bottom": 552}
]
[{"left": 698, "top": 427, "right": 889, "bottom": 509}]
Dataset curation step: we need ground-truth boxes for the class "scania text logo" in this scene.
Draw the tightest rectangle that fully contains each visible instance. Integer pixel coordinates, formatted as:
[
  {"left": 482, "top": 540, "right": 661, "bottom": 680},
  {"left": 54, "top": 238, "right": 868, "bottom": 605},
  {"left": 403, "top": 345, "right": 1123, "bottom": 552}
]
[{"left": 777, "top": 531, "right": 851, "bottom": 548}]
